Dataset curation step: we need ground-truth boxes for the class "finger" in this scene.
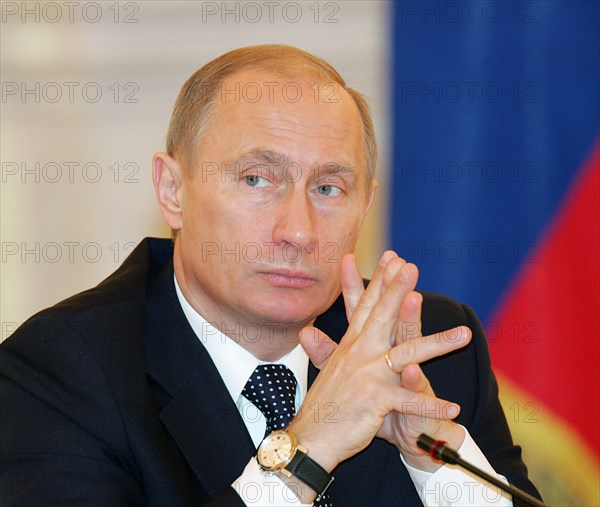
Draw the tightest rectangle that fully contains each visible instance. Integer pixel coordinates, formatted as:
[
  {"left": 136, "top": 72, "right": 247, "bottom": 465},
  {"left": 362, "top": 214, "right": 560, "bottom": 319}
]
[
  {"left": 383, "top": 384, "right": 461, "bottom": 421},
  {"left": 342, "top": 251, "right": 399, "bottom": 343},
  {"left": 387, "top": 326, "right": 472, "bottom": 372},
  {"left": 340, "top": 254, "right": 365, "bottom": 322},
  {"left": 299, "top": 326, "right": 338, "bottom": 369},
  {"left": 382, "top": 257, "right": 414, "bottom": 293},
  {"left": 394, "top": 290, "right": 423, "bottom": 346},
  {"left": 400, "top": 363, "right": 432, "bottom": 395},
  {"left": 354, "top": 262, "right": 420, "bottom": 351}
]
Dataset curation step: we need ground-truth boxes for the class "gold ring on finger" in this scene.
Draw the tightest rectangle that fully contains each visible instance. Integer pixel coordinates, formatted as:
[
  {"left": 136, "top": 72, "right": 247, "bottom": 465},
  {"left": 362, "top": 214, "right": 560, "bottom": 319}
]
[{"left": 384, "top": 349, "right": 402, "bottom": 375}]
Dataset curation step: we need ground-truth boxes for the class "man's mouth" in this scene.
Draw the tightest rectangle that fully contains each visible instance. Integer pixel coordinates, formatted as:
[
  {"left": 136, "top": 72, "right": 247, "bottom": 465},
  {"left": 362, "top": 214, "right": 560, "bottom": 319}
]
[{"left": 259, "top": 268, "right": 317, "bottom": 288}]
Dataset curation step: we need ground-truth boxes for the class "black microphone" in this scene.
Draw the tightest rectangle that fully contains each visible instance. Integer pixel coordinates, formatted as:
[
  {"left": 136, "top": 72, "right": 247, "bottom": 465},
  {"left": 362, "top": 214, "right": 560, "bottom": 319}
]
[{"left": 417, "top": 434, "right": 545, "bottom": 507}]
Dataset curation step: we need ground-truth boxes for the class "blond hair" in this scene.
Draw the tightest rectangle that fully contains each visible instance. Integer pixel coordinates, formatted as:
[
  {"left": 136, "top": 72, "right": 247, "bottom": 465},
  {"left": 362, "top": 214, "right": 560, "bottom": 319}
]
[{"left": 166, "top": 44, "right": 377, "bottom": 184}]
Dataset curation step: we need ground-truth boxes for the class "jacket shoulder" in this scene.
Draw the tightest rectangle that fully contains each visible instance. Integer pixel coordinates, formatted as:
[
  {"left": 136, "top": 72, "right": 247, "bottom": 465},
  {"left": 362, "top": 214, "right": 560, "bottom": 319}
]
[
  {"left": 419, "top": 290, "right": 475, "bottom": 336},
  {"left": 7, "top": 238, "right": 173, "bottom": 333},
  {"left": 0, "top": 237, "right": 176, "bottom": 384}
]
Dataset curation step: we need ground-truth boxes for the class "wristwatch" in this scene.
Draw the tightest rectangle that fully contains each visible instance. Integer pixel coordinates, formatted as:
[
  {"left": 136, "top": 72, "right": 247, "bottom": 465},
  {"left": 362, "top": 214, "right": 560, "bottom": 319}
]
[{"left": 256, "top": 429, "right": 334, "bottom": 501}]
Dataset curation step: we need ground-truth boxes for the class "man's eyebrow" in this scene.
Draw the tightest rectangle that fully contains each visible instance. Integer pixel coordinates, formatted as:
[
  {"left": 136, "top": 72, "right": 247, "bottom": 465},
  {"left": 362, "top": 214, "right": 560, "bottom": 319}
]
[
  {"left": 236, "top": 150, "right": 359, "bottom": 178},
  {"left": 236, "top": 150, "right": 290, "bottom": 166},
  {"left": 315, "top": 162, "right": 358, "bottom": 179}
]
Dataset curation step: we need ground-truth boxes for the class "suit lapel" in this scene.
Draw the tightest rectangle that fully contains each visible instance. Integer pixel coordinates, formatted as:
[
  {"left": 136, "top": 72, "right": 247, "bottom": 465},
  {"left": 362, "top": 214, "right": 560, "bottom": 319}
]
[
  {"left": 145, "top": 261, "right": 255, "bottom": 496},
  {"left": 310, "top": 292, "right": 348, "bottom": 387}
]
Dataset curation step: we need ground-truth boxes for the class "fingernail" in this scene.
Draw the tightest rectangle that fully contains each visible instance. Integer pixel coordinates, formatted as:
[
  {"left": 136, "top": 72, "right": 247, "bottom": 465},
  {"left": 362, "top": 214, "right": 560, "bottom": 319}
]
[
  {"left": 400, "top": 264, "right": 411, "bottom": 282},
  {"left": 447, "top": 404, "right": 460, "bottom": 419},
  {"left": 379, "top": 250, "right": 394, "bottom": 266}
]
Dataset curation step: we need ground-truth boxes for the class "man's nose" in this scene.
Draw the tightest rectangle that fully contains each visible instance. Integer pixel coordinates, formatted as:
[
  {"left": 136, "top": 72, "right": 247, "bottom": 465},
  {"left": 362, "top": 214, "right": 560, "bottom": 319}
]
[{"left": 272, "top": 189, "right": 318, "bottom": 254}]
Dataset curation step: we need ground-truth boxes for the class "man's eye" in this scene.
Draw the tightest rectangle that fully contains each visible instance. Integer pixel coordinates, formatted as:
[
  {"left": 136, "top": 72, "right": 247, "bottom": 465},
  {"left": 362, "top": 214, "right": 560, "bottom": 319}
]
[
  {"left": 244, "top": 175, "right": 269, "bottom": 187},
  {"left": 317, "top": 185, "right": 341, "bottom": 196}
]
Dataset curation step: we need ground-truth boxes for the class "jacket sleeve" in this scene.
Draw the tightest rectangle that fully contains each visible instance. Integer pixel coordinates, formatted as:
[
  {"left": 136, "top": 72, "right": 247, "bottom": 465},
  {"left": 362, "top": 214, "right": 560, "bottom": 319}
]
[{"left": 0, "top": 315, "right": 246, "bottom": 507}]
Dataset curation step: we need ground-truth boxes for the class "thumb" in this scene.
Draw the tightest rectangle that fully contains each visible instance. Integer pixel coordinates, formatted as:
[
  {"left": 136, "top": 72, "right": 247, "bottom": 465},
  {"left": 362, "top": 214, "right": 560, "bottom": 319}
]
[
  {"left": 401, "top": 363, "right": 434, "bottom": 395},
  {"left": 299, "top": 326, "right": 338, "bottom": 369}
]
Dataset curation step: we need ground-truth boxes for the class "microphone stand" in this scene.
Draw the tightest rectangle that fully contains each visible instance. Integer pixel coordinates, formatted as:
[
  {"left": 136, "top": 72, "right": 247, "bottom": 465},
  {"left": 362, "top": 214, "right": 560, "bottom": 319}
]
[{"left": 417, "top": 434, "right": 545, "bottom": 507}]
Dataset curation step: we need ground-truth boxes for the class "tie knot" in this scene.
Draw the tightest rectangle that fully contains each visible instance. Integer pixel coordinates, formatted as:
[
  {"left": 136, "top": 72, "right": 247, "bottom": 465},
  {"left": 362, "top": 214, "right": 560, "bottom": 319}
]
[{"left": 242, "top": 364, "right": 297, "bottom": 434}]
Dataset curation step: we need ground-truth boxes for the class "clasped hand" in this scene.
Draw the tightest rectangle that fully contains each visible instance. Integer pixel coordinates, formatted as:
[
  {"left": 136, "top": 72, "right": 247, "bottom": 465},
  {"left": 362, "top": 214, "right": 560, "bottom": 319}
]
[{"left": 288, "top": 251, "right": 471, "bottom": 474}]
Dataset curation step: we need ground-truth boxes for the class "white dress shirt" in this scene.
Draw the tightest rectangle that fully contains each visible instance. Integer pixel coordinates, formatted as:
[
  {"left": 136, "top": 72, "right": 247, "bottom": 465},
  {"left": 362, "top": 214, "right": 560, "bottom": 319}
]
[{"left": 174, "top": 277, "right": 513, "bottom": 506}]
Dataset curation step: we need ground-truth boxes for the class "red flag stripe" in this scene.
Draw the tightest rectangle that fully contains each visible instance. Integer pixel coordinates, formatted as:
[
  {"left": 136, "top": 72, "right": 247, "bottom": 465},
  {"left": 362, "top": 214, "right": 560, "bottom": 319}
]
[{"left": 490, "top": 140, "right": 600, "bottom": 454}]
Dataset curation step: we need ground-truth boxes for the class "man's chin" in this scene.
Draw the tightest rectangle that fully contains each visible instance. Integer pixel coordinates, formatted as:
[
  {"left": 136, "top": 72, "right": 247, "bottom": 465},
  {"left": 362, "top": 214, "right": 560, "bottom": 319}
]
[
  {"left": 237, "top": 281, "right": 339, "bottom": 328},
  {"left": 253, "top": 308, "right": 316, "bottom": 328},
  {"left": 247, "top": 298, "right": 325, "bottom": 328}
]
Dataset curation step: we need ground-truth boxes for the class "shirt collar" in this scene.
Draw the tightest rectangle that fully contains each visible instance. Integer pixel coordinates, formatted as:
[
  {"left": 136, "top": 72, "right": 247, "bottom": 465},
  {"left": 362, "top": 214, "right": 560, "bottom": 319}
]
[{"left": 174, "top": 276, "right": 309, "bottom": 403}]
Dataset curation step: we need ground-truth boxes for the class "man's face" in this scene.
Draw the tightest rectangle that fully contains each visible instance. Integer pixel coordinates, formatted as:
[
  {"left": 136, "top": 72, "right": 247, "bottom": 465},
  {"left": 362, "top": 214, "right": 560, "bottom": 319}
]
[{"left": 174, "top": 69, "right": 375, "bottom": 331}]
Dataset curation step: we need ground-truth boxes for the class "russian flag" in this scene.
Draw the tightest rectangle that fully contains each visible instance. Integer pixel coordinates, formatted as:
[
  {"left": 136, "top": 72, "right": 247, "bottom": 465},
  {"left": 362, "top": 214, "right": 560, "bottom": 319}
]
[{"left": 389, "top": 2, "right": 599, "bottom": 505}]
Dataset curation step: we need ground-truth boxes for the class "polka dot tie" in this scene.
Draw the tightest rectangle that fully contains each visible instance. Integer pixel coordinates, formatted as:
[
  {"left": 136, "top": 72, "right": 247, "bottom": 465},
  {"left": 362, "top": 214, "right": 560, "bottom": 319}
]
[
  {"left": 242, "top": 364, "right": 298, "bottom": 436},
  {"left": 242, "top": 364, "right": 333, "bottom": 506}
]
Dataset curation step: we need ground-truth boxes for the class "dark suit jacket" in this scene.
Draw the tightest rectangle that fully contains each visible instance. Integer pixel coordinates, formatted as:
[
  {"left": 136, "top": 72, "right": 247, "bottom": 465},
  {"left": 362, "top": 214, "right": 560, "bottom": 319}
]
[{"left": 0, "top": 238, "right": 540, "bottom": 506}]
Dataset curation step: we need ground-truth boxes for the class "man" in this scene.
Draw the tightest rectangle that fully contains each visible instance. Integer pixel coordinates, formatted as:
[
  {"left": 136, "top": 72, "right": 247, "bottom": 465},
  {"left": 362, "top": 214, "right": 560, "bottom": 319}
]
[{"left": 0, "top": 45, "right": 541, "bottom": 506}]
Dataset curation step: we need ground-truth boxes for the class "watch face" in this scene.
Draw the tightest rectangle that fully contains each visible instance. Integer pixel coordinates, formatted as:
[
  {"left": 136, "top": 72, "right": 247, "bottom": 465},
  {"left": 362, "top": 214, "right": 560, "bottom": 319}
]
[{"left": 257, "top": 430, "right": 295, "bottom": 471}]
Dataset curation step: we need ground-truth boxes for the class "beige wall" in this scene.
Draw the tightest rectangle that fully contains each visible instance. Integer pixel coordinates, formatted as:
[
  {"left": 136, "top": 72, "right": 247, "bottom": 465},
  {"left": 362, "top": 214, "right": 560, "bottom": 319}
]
[{"left": 1, "top": 1, "right": 390, "bottom": 338}]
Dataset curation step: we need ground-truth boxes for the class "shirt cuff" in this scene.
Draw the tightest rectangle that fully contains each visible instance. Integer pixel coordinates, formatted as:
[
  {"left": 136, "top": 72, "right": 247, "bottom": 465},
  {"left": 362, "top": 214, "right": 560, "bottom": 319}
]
[
  {"left": 401, "top": 426, "right": 513, "bottom": 507},
  {"left": 232, "top": 457, "right": 313, "bottom": 506}
]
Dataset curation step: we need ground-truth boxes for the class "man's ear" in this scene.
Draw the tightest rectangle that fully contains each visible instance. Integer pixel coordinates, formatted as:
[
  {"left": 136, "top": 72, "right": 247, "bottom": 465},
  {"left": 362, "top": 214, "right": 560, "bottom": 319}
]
[{"left": 152, "top": 152, "right": 184, "bottom": 231}]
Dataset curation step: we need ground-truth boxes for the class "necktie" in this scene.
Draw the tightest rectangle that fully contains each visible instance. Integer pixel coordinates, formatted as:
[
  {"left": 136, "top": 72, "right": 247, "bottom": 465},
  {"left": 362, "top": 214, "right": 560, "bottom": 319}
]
[
  {"left": 242, "top": 364, "right": 297, "bottom": 435},
  {"left": 242, "top": 364, "right": 333, "bottom": 506}
]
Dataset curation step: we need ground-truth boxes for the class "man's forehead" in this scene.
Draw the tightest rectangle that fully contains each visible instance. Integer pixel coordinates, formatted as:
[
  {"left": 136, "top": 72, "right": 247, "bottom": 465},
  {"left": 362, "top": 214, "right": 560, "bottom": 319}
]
[
  {"left": 207, "top": 111, "right": 366, "bottom": 173},
  {"left": 199, "top": 68, "right": 368, "bottom": 178},
  {"left": 213, "top": 70, "right": 363, "bottom": 141},
  {"left": 217, "top": 68, "right": 354, "bottom": 108}
]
